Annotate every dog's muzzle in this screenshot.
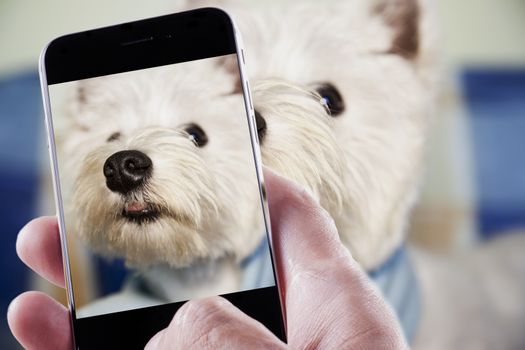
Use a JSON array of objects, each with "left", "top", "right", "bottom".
[{"left": 103, "top": 150, "right": 152, "bottom": 194}]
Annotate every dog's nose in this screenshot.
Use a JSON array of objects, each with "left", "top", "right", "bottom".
[{"left": 103, "top": 150, "right": 152, "bottom": 194}]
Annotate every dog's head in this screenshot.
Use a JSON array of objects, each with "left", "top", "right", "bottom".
[
  {"left": 58, "top": 58, "right": 264, "bottom": 268},
  {"left": 232, "top": 0, "right": 440, "bottom": 269}
]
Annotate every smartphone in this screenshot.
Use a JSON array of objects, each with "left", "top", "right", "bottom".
[{"left": 39, "top": 8, "right": 285, "bottom": 348}]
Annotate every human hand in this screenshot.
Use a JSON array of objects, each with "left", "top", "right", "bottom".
[{"left": 8, "top": 169, "right": 407, "bottom": 349}]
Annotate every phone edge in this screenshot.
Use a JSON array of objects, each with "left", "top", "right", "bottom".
[
  {"left": 38, "top": 42, "right": 79, "bottom": 349},
  {"left": 226, "top": 10, "right": 288, "bottom": 338}
]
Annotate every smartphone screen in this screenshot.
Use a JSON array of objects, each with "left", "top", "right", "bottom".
[{"left": 40, "top": 8, "right": 284, "bottom": 348}]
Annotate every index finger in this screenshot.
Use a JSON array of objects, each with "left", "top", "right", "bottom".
[{"left": 16, "top": 216, "right": 65, "bottom": 287}]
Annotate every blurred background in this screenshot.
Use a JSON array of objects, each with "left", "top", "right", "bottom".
[{"left": 0, "top": 0, "right": 524, "bottom": 348}]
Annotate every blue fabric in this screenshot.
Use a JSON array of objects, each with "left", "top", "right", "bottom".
[
  {"left": 0, "top": 70, "right": 43, "bottom": 349},
  {"left": 369, "top": 245, "right": 421, "bottom": 342},
  {"left": 462, "top": 68, "right": 525, "bottom": 239},
  {"left": 93, "top": 255, "right": 129, "bottom": 296},
  {"left": 240, "top": 237, "right": 275, "bottom": 291}
]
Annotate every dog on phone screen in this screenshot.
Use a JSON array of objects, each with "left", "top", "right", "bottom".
[{"left": 57, "top": 57, "right": 271, "bottom": 304}]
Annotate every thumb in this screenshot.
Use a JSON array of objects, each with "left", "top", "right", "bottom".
[
  {"left": 263, "top": 167, "right": 407, "bottom": 349},
  {"left": 264, "top": 167, "right": 356, "bottom": 287}
]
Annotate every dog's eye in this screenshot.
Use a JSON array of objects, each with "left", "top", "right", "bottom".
[
  {"left": 254, "top": 110, "right": 267, "bottom": 141},
  {"left": 184, "top": 123, "right": 208, "bottom": 147},
  {"left": 107, "top": 132, "right": 121, "bottom": 142},
  {"left": 316, "top": 83, "right": 345, "bottom": 117}
]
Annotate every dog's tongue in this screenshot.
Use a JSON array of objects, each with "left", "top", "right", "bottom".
[{"left": 125, "top": 201, "right": 147, "bottom": 213}]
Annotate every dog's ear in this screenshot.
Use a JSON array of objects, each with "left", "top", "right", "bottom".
[
  {"left": 375, "top": 0, "right": 420, "bottom": 60},
  {"left": 73, "top": 79, "right": 103, "bottom": 106},
  {"left": 76, "top": 82, "right": 88, "bottom": 105},
  {"left": 215, "top": 55, "right": 243, "bottom": 94},
  {"left": 61, "top": 81, "right": 94, "bottom": 131}
]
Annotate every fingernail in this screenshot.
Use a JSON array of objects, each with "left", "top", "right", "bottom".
[
  {"left": 6, "top": 298, "right": 14, "bottom": 319},
  {"left": 15, "top": 223, "right": 29, "bottom": 251},
  {"left": 17, "top": 225, "right": 26, "bottom": 238},
  {"left": 6, "top": 296, "right": 21, "bottom": 327},
  {"left": 144, "top": 330, "right": 163, "bottom": 350}
]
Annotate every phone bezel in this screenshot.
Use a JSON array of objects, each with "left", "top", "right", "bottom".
[{"left": 39, "top": 7, "right": 286, "bottom": 348}]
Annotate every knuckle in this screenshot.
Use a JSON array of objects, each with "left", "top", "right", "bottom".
[
  {"left": 174, "top": 297, "right": 229, "bottom": 328},
  {"left": 171, "top": 297, "right": 237, "bottom": 349}
]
